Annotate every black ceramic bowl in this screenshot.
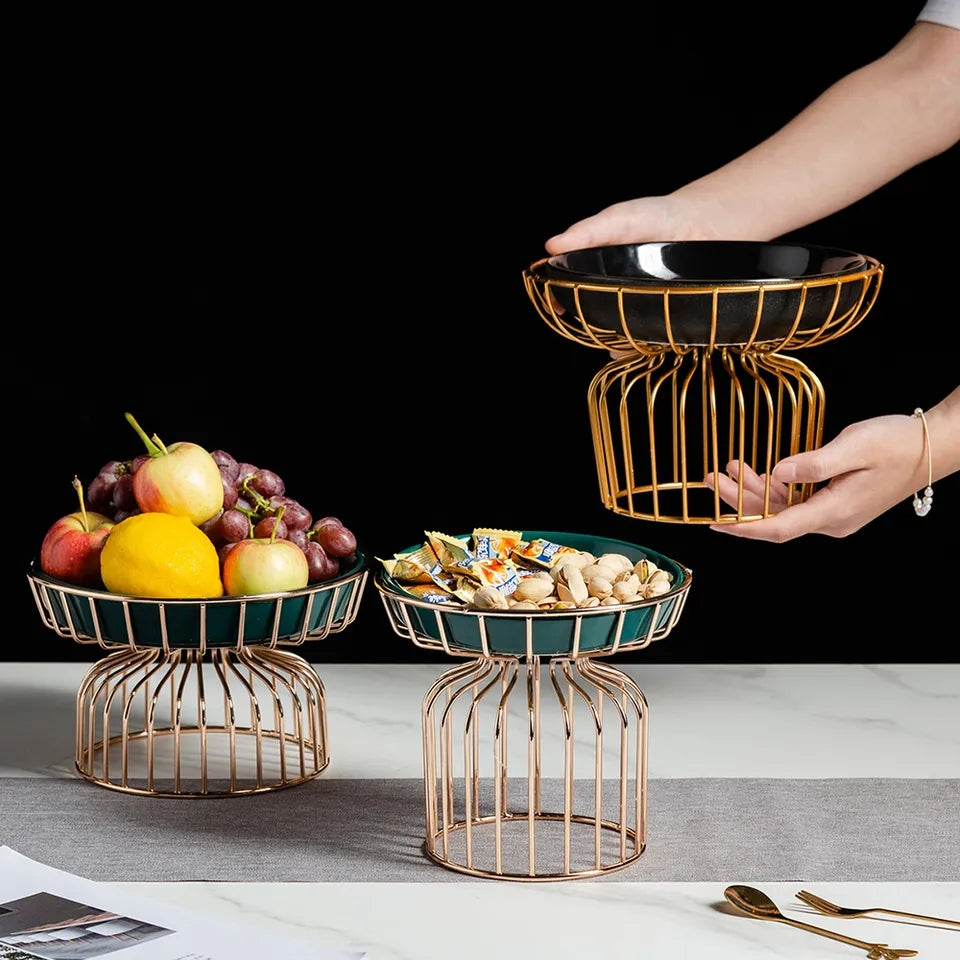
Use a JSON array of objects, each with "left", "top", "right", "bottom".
[{"left": 535, "top": 240, "right": 881, "bottom": 346}]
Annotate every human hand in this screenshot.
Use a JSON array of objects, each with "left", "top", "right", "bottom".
[
  {"left": 545, "top": 195, "right": 720, "bottom": 256},
  {"left": 703, "top": 413, "right": 929, "bottom": 541},
  {"left": 545, "top": 195, "right": 724, "bottom": 359}
]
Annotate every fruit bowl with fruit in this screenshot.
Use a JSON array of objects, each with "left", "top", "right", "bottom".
[
  {"left": 27, "top": 413, "right": 370, "bottom": 798},
  {"left": 28, "top": 412, "right": 368, "bottom": 651}
]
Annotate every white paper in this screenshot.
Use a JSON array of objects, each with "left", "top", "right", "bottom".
[{"left": 0, "top": 847, "right": 363, "bottom": 960}]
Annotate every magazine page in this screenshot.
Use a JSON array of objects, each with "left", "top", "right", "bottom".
[{"left": 0, "top": 847, "right": 363, "bottom": 960}]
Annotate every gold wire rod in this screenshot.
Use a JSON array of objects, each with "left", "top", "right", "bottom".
[
  {"left": 576, "top": 660, "right": 635, "bottom": 859},
  {"left": 422, "top": 660, "right": 490, "bottom": 855},
  {"left": 547, "top": 660, "right": 576, "bottom": 875},
  {"left": 255, "top": 646, "right": 326, "bottom": 771},
  {"left": 235, "top": 649, "right": 310, "bottom": 782},
  {"left": 114, "top": 654, "right": 172, "bottom": 788},
  {"left": 526, "top": 659, "right": 538, "bottom": 875},
  {"left": 143, "top": 656, "right": 179, "bottom": 792},
  {"left": 558, "top": 659, "right": 613, "bottom": 871},
  {"left": 493, "top": 662, "right": 520, "bottom": 874},
  {"left": 212, "top": 652, "right": 239, "bottom": 790},
  {"left": 80, "top": 651, "right": 154, "bottom": 781},
  {"left": 582, "top": 659, "right": 648, "bottom": 854}
]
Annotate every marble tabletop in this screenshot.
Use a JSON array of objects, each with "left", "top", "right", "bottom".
[{"left": 1, "top": 661, "right": 958, "bottom": 959}]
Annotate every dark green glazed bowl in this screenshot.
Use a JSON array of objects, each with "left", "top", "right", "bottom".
[
  {"left": 26, "top": 554, "right": 368, "bottom": 650},
  {"left": 375, "top": 531, "right": 692, "bottom": 657}
]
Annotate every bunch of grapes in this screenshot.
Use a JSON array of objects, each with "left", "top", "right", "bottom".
[{"left": 84, "top": 449, "right": 358, "bottom": 584}]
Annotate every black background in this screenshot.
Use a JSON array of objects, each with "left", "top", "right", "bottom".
[{"left": 10, "top": 4, "right": 957, "bottom": 664}]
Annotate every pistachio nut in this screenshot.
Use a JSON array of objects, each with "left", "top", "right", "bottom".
[
  {"left": 599, "top": 553, "right": 633, "bottom": 573},
  {"left": 612, "top": 579, "right": 640, "bottom": 603},
  {"left": 587, "top": 576, "right": 613, "bottom": 599},
  {"left": 509, "top": 599, "right": 541, "bottom": 611},
  {"left": 556, "top": 565, "right": 589, "bottom": 605},
  {"left": 513, "top": 577, "right": 555, "bottom": 603},
  {"left": 644, "top": 579, "right": 672, "bottom": 598},
  {"left": 580, "top": 562, "right": 617, "bottom": 584},
  {"left": 473, "top": 585, "right": 509, "bottom": 610},
  {"left": 633, "top": 558, "right": 659, "bottom": 581}
]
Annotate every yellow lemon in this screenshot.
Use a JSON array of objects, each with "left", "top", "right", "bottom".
[{"left": 100, "top": 512, "right": 224, "bottom": 598}]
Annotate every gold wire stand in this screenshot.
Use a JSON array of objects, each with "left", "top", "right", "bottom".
[
  {"left": 377, "top": 569, "right": 693, "bottom": 880},
  {"left": 27, "top": 565, "right": 368, "bottom": 798},
  {"left": 523, "top": 257, "right": 883, "bottom": 522},
  {"left": 422, "top": 654, "right": 647, "bottom": 881}
]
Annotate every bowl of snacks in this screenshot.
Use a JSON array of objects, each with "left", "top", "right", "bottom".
[{"left": 375, "top": 528, "right": 692, "bottom": 657}]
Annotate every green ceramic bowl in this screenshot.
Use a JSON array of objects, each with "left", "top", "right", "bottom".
[
  {"left": 26, "top": 554, "right": 368, "bottom": 650},
  {"left": 375, "top": 530, "right": 692, "bottom": 657}
]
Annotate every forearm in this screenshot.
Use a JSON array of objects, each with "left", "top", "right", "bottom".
[
  {"left": 671, "top": 21, "right": 960, "bottom": 241},
  {"left": 925, "top": 385, "right": 960, "bottom": 484}
]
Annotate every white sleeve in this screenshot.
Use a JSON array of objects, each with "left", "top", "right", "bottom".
[{"left": 917, "top": 0, "right": 960, "bottom": 29}]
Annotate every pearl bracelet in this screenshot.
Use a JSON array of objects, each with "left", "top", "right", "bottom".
[{"left": 912, "top": 408, "right": 933, "bottom": 517}]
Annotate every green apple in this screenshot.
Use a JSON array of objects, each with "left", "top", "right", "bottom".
[
  {"left": 125, "top": 412, "right": 224, "bottom": 525},
  {"left": 221, "top": 536, "right": 310, "bottom": 596}
]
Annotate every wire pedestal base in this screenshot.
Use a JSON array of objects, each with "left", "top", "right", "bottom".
[
  {"left": 423, "top": 655, "right": 648, "bottom": 881},
  {"left": 590, "top": 347, "right": 825, "bottom": 523},
  {"left": 76, "top": 645, "right": 329, "bottom": 797}
]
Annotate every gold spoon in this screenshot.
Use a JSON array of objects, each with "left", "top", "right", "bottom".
[{"left": 724, "top": 885, "right": 919, "bottom": 959}]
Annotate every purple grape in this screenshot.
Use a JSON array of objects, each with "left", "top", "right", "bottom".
[
  {"left": 219, "top": 509, "right": 252, "bottom": 543},
  {"left": 310, "top": 519, "right": 357, "bottom": 558},
  {"left": 86, "top": 474, "right": 114, "bottom": 513},
  {"left": 268, "top": 496, "right": 312, "bottom": 531},
  {"left": 200, "top": 511, "right": 224, "bottom": 546},
  {"left": 221, "top": 475, "right": 239, "bottom": 510},
  {"left": 304, "top": 541, "right": 337, "bottom": 582},
  {"left": 249, "top": 468, "right": 285, "bottom": 498},
  {"left": 254, "top": 516, "right": 288, "bottom": 540},
  {"left": 99, "top": 460, "right": 126, "bottom": 479},
  {"left": 211, "top": 449, "right": 239, "bottom": 482},
  {"left": 235, "top": 462, "right": 258, "bottom": 487},
  {"left": 287, "top": 528, "right": 308, "bottom": 550},
  {"left": 112, "top": 473, "right": 138, "bottom": 511}
]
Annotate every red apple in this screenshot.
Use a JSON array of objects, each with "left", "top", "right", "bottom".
[
  {"left": 40, "top": 477, "right": 115, "bottom": 587},
  {"left": 125, "top": 412, "right": 224, "bottom": 525},
  {"left": 221, "top": 538, "right": 309, "bottom": 596}
]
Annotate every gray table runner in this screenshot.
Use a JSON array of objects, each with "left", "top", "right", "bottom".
[{"left": 1, "top": 778, "right": 956, "bottom": 882}]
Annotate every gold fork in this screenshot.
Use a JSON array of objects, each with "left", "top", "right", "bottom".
[{"left": 797, "top": 890, "right": 960, "bottom": 928}]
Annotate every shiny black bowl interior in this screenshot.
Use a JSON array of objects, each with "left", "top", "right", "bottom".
[
  {"left": 546, "top": 241, "right": 867, "bottom": 284},
  {"left": 538, "top": 240, "right": 879, "bottom": 346}
]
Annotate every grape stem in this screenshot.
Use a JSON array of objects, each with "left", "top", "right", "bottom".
[
  {"left": 240, "top": 477, "right": 272, "bottom": 512},
  {"left": 124, "top": 412, "right": 163, "bottom": 457}
]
